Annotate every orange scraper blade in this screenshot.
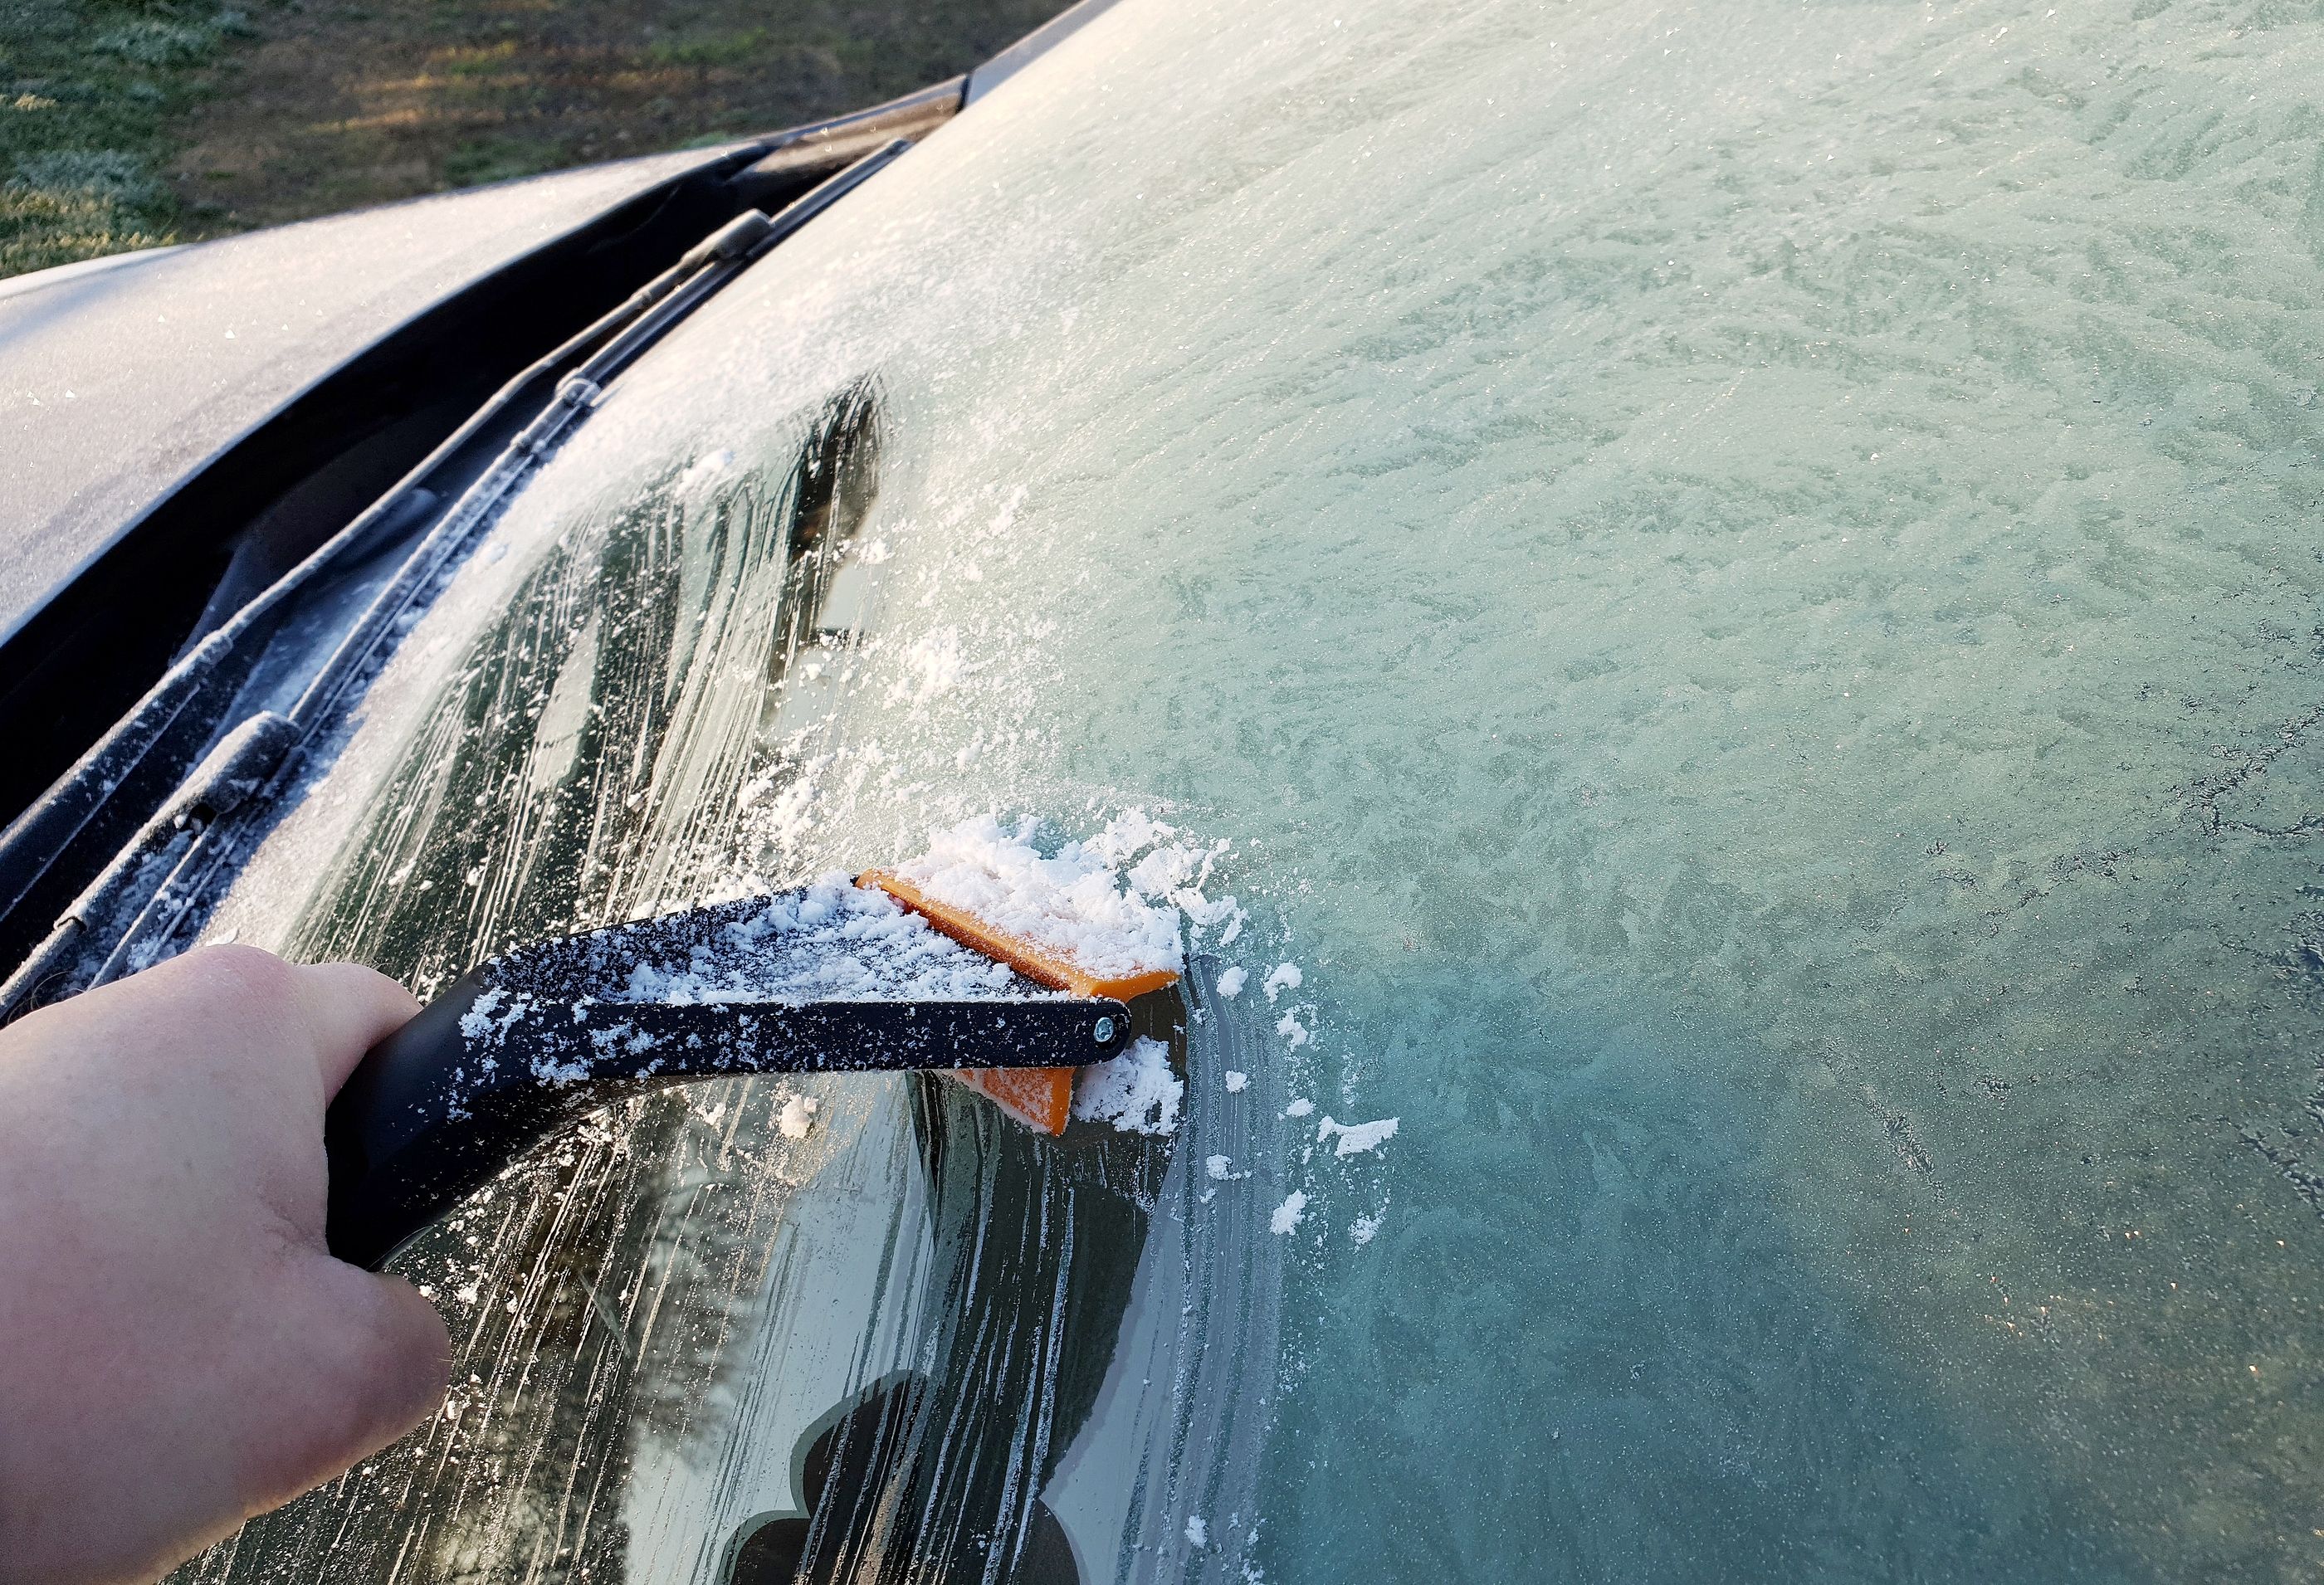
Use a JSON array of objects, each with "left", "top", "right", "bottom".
[
  {"left": 857, "top": 870, "right": 1182, "bottom": 1001},
  {"left": 857, "top": 869, "right": 1182, "bottom": 1136},
  {"left": 952, "top": 1067, "right": 1077, "bottom": 1135}
]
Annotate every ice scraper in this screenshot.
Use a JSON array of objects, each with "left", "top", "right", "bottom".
[{"left": 325, "top": 875, "right": 1178, "bottom": 1270}]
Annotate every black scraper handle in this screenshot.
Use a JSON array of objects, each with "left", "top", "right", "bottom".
[{"left": 325, "top": 972, "right": 1127, "bottom": 1270}]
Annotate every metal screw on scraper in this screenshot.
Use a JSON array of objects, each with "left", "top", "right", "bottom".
[{"left": 1093, "top": 1017, "right": 1118, "bottom": 1046}]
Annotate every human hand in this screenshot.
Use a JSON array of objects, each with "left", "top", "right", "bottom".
[{"left": 0, "top": 945, "right": 450, "bottom": 1583}]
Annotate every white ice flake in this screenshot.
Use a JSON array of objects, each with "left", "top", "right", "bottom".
[
  {"left": 1223, "top": 1069, "right": 1248, "bottom": 1091},
  {"left": 1276, "top": 1011, "right": 1311, "bottom": 1049},
  {"left": 1316, "top": 1115, "right": 1399, "bottom": 1157},
  {"left": 778, "top": 1095, "right": 820, "bottom": 1139},
  {"left": 900, "top": 626, "right": 965, "bottom": 705},
  {"left": 1263, "top": 962, "right": 1302, "bottom": 1002},
  {"left": 1071, "top": 1036, "right": 1183, "bottom": 1134},
  {"left": 760, "top": 778, "right": 816, "bottom": 852},
  {"left": 1284, "top": 1098, "right": 1314, "bottom": 1118},
  {"left": 530, "top": 1052, "right": 590, "bottom": 1085},
  {"left": 1084, "top": 807, "right": 1174, "bottom": 865},
  {"left": 457, "top": 987, "right": 502, "bottom": 1038},
  {"left": 1215, "top": 965, "right": 1247, "bottom": 998},
  {"left": 1350, "top": 1214, "right": 1383, "bottom": 1246},
  {"left": 1128, "top": 842, "right": 1198, "bottom": 899},
  {"left": 1270, "top": 1191, "right": 1308, "bottom": 1234},
  {"left": 458, "top": 987, "right": 535, "bottom": 1045},
  {"left": 672, "top": 447, "right": 733, "bottom": 498},
  {"left": 1174, "top": 888, "right": 1241, "bottom": 929}
]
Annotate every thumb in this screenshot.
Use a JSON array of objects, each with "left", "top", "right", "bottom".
[
  {"left": 289, "top": 960, "right": 425, "bottom": 1095},
  {"left": 237, "top": 1260, "right": 450, "bottom": 1519}
]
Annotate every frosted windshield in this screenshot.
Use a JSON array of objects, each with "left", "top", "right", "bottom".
[{"left": 185, "top": 0, "right": 2324, "bottom": 1579}]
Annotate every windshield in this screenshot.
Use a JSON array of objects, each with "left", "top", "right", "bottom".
[{"left": 183, "top": 0, "right": 2324, "bottom": 1579}]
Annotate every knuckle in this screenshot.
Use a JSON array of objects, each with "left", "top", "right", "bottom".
[
  {"left": 330, "top": 961, "right": 422, "bottom": 1016},
  {"left": 184, "top": 941, "right": 297, "bottom": 1001}
]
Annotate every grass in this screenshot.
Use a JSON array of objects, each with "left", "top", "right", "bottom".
[
  {"left": 0, "top": 0, "right": 1073, "bottom": 280},
  {"left": 0, "top": 0, "right": 252, "bottom": 276}
]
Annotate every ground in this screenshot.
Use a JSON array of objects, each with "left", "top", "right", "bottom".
[{"left": 0, "top": 0, "right": 1069, "bottom": 279}]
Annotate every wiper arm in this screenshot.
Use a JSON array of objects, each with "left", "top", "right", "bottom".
[{"left": 0, "top": 140, "right": 917, "bottom": 1021}]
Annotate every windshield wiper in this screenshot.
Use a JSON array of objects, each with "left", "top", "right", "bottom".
[{"left": 0, "top": 140, "right": 915, "bottom": 1020}]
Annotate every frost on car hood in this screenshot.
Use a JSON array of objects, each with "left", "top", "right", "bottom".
[{"left": 188, "top": 0, "right": 2324, "bottom": 1580}]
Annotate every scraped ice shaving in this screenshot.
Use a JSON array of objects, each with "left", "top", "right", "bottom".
[
  {"left": 759, "top": 779, "right": 814, "bottom": 851},
  {"left": 606, "top": 876, "right": 1019, "bottom": 1005},
  {"left": 459, "top": 987, "right": 535, "bottom": 1043},
  {"left": 900, "top": 626, "right": 965, "bottom": 705},
  {"left": 1270, "top": 1191, "right": 1308, "bottom": 1235},
  {"left": 1085, "top": 808, "right": 1174, "bottom": 865},
  {"left": 1185, "top": 1517, "right": 1208, "bottom": 1548},
  {"left": 1285, "top": 1098, "right": 1314, "bottom": 1118},
  {"left": 1223, "top": 1070, "right": 1248, "bottom": 1092},
  {"left": 1175, "top": 889, "right": 1242, "bottom": 929},
  {"left": 1263, "top": 963, "right": 1301, "bottom": 1002},
  {"left": 778, "top": 1095, "right": 820, "bottom": 1139},
  {"left": 1206, "top": 1154, "right": 1233, "bottom": 1180},
  {"left": 1350, "top": 1214, "right": 1382, "bottom": 1246},
  {"left": 673, "top": 447, "right": 733, "bottom": 496},
  {"left": 1127, "top": 843, "right": 1197, "bottom": 898},
  {"left": 893, "top": 813, "right": 1184, "bottom": 981},
  {"left": 1214, "top": 966, "right": 1247, "bottom": 998},
  {"left": 1071, "top": 1036, "right": 1182, "bottom": 1134},
  {"left": 532, "top": 1053, "right": 590, "bottom": 1086},
  {"left": 1276, "top": 1012, "right": 1311, "bottom": 1049},
  {"left": 1317, "top": 1115, "right": 1399, "bottom": 1157}
]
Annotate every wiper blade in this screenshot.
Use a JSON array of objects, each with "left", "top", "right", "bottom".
[{"left": 0, "top": 139, "right": 917, "bottom": 1020}]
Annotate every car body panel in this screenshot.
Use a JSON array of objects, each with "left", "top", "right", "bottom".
[{"left": 0, "top": 145, "right": 746, "bottom": 649}]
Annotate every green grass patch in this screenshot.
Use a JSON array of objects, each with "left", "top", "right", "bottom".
[
  {"left": 442, "top": 133, "right": 564, "bottom": 188},
  {"left": 0, "top": 0, "right": 254, "bottom": 277},
  {"left": 643, "top": 27, "right": 772, "bottom": 69},
  {"left": 439, "top": 37, "right": 520, "bottom": 78}
]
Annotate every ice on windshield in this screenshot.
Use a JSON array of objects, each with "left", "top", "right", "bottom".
[
  {"left": 598, "top": 879, "right": 1023, "bottom": 1006},
  {"left": 185, "top": 0, "right": 2324, "bottom": 1579},
  {"left": 887, "top": 812, "right": 1188, "bottom": 983},
  {"left": 187, "top": 350, "right": 1268, "bottom": 1578}
]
